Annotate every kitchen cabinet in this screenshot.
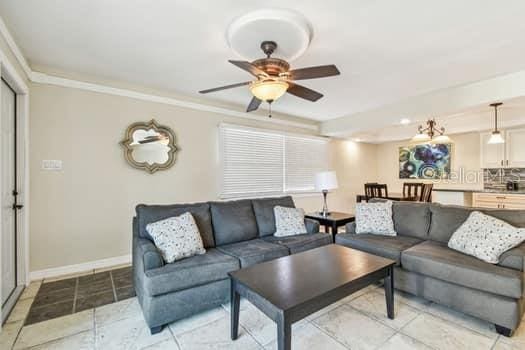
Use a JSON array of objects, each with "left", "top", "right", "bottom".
[
  {"left": 480, "top": 128, "right": 525, "bottom": 168},
  {"left": 473, "top": 192, "right": 525, "bottom": 210}
]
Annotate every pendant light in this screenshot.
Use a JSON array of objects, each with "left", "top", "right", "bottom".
[{"left": 488, "top": 102, "right": 505, "bottom": 144}]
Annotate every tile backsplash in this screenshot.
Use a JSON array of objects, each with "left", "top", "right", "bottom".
[{"left": 483, "top": 168, "right": 525, "bottom": 191}]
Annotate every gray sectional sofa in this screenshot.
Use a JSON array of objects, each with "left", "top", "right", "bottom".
[
  {"left": 132, "top": 196, "right": 330, "bottom": 333},
  {"left": 336, "top": 201, "right": 525, "bottom": 336}
]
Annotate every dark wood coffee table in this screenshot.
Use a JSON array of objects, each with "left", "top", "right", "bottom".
[{"left": 229, "top": 245, "right": 396, "bottom": 350}]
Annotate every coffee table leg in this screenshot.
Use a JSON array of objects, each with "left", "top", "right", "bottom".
[
  {"left": 277, "top": 314, "right": 291, "bottom": 350},
  {"left": 384, "top": 266, "right": 394, "bottom": 319},
  {"left": 230, "top": 279, "right": 240, "bottom": 340}
]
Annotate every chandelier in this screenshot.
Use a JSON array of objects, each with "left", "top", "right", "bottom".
[{"left": 411, "top": 119, "right": 451, "bottom": 144}]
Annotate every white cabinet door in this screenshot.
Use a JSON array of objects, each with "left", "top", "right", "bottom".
[
  {"left": 506, "top": 128, "right": 525, "bottom": 167},
  {"left": 480, "top": 132, "right": 505, "bottom": 168}
]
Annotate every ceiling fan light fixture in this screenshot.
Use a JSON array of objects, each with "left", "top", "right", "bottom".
[{"left": 249, "top": 80, "right": 289, "bottom": 102}]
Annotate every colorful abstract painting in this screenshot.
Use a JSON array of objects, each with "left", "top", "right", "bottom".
[{"left": 399, "top": 144, "right": 452, "bottom": 179}]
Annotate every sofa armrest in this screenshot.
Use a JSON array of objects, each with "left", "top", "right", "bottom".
[
  {"left": 135, "top": 237, "right": 164, "bottom": 271},
  {"left": 305, "top": 218, "right": 320, "bottom": 233},
  {"left": 345, "top": 222, "right": 356, "bottom": 234},
  {"left": 499, "top": 242, "right": 525, "bottom": 271}
]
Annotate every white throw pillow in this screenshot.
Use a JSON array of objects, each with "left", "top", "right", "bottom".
[
  {"left": 448, "top": 211, "right": 525, "bottom": 264},
  {"left": 355, "top": 201, "right": 396, "bottom": 236},
  {"left": 146, "top": 212, "right": 206, "bottom": 263},
  {"left": 274, "top": 206, "right": 307, "bottom": 237}
]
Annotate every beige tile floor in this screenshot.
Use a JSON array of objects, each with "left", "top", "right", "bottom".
[{"left": 2, "top": 281, "right": 525, "bottom": 350}]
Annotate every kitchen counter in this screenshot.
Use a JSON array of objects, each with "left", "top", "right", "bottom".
[
  {"left": 433, "top": 188, "right": 525, "bottom": 194},
  {"left": 432, "top": 188, "right": 480, "bottom": 193}
]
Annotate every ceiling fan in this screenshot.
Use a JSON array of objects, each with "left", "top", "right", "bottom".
[{"left": 199, "top": 41, "right": 340, "bottom": 116}]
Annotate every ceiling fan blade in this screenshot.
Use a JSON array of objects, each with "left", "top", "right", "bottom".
[
  {"left": 199, "top": 81, "right": 250, "bottom": 94},
  {"left": 286, "top": 83, "right": 323, "bottom": 102},
  {"left": 246, "top": 96, "right": 262, "bottom": 112},
  {"left": 229, "top": 60, "right": 268, "bottom": 77},
  {"left": 288, "top": 65, "right": 340, "bottom": 80}
]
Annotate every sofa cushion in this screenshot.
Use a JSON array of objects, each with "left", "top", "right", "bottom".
[
  {"left": 262, "top": 233, "right": 332, "bottom": 254},
  {"left": 142, "top": 248, "right": 239, "bottom": 296},
  {"left": 252, "top": 196, "right": 295, "bottom": 236},
  {"left": 428, "top": 204, "right": 525, "bottom": 243},
  {"left": 392, "top": 202, "right": 431, "bottom": 239},
  {"left": 274, "top": 206, "right": 307, "bottom": 237},
  {"left": 401, "top": 240, "right": 523, "bottom": 299},
  {"left": 146, "top": 212, "right": 206, "bottom": 263},
  {"left": 335, "top": 233, "right": 422, "bottom": 265},
  {"left": 136, "top": 203, "right": 214, "bottom": 248},
  {"left": 217, "top": 239, "right": 289, "bottom": 267},
  {"left": 448, "top": 211, "right": 525, "bottom": 264},
  {"left": 355, "top": 201, "right": 396, "bottom": 236},
  {"left": 210, "top": 200, "right": 259, "bottom": 246}
]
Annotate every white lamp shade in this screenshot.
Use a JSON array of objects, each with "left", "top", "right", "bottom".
[
  {"left": 488, "top": 131, "right": 505, "bottom": 144},
  {"left": 315, "top": 171, "right": 338, "bottom": 191}
]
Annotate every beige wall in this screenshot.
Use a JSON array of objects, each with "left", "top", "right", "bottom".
[
  {"left": 376, "top": 132, "right": 483, "bottom": 191},
  {"left": 29, "top": 83, "right": 377, "bottom": 271}
]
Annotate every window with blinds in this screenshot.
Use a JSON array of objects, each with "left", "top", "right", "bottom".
[{"left": 220, "top": 124, "right": 329, "bottom": 198}]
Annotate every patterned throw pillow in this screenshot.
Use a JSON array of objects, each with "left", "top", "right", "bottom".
[
  {"left": 274, "top": 206, "right": 307, "bottom": 237},
  {"left": 448, "top": 211, "right": 525, "bottom": 264},
  {"left": 146, "top": 212, "right": 206, "bottom": 263},
  {"left": 355, "top": 201, "right": 396, "bottom": 236}
]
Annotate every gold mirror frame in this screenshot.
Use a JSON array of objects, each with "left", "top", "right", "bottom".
[{"left": 120, "top": 119, "right": 178, "bottom": 173}]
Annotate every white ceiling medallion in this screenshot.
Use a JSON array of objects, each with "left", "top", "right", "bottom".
[{"left": 226, "top": 8, "right": 313, "bottom": 62}]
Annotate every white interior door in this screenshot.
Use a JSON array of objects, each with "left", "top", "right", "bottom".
[{"left": 1, "top": 79, "right": 17, "bottom": 307}]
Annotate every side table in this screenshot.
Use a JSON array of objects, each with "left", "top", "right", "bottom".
[{"left": 305, "top": 212, "right": 355, "bottom": 243}]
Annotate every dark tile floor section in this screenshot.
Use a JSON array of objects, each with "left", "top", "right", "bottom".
[{"left": 25, "top": 266, "right": 134, "bottom": 325}]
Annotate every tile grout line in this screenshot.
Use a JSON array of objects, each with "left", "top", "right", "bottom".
[
  {"left": 309, "top": 318, "right": 352, "bottom": 350},
  {"left": 71, "top": 277, "right": 79, "bottom": 314},
  {"left": 109, "top": 271, "right": 118, "bottom": 302}
]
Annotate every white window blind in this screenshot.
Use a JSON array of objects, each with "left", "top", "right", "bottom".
[
  {"left": 220, "top": 124, "right": 329, "bottom": 198},
  {"left": 285, "top": 136, "right": 329, "bottom": 192},
  {"left": 220, "top": 125, "right": 284, "bottom": 198}
]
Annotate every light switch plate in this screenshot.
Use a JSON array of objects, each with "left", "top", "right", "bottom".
[{"left": 42, "top": 160, "right": 62, "bottom": 170}]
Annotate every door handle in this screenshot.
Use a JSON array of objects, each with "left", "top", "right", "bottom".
[{"left": 12, "top": 204, "right": 23, "bottom": 210}]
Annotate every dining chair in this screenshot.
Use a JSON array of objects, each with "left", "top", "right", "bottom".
[
  {"left": 364, "top": 183, "right": 388, "bottom": 201},
  {"left": 403, "top": 182, "right": 424, "bottom": 200},
  {"left": 420, "top": 183, "right": 433, "bottom": 202}
]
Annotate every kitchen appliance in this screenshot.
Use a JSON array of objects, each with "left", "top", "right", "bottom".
[{"left": 506, "top": 181, "right": 519, "bottom": 191}]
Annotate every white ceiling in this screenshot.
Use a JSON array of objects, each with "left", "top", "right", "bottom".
[
  {"left": 352, "top": 98, "right": 525, "bottom": 143},
  {"left": 3, "top": 0, "right": 525, "bottom": 122}
]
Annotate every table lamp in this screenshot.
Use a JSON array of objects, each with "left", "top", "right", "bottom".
[{"left": 315, "top": 171, "right": 338, "bottom": 217}]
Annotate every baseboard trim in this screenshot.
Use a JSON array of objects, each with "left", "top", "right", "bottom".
[{"left": 29, "top": 254, "right": 131, "bottom": 281}]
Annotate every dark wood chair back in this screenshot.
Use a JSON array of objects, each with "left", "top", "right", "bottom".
[
  {"left": 403, "top": 183, "right": 424, "bottom": 200},
  {"left": 420, "top": 183, "right": 433, "bottom": 202},
  {"left": 364, "top": 183, "right": 388, "bottom": 200}
]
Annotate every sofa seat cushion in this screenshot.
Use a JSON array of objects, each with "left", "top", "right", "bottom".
[
  {"left": 143, "top": 248, "right": 239, "bottom": 296},
  {"left": 401, "top": 240, "right": 523, "bottom": 299},
  {"left": 217, "top": 239, "right": 289, "bottom": 267},
  {"left": 262, "top": 233, "right": 332, "bottom": 254},
  {"left": 335, "top": 233, "right": 422, "bottom": 265}
]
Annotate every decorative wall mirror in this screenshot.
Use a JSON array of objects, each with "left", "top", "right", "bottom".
[{"left": 120, "top": 119, "right": 178, "bottom": 173}]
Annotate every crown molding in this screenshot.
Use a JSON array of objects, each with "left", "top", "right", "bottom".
[
  {"left": 0, "top": 15, "right": 318, "bottom": 131},
  {"left": 0, "top": 15, "right": 32, "bottom": 80},
  {"left": 31, "top": 72, "right": 318, "bottom": 130}
]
